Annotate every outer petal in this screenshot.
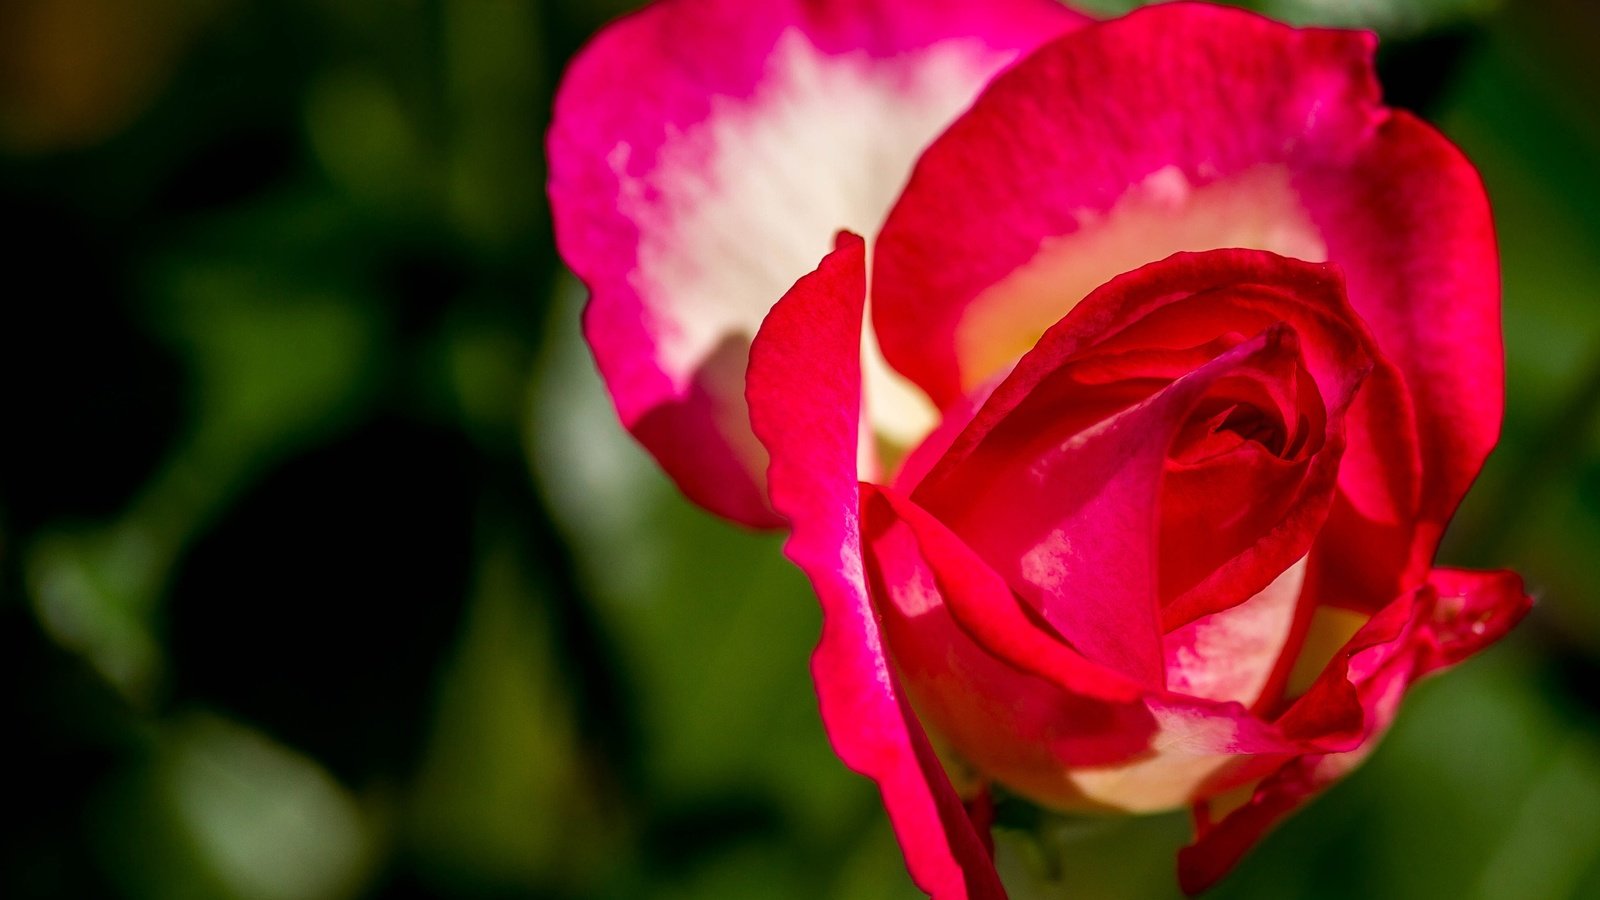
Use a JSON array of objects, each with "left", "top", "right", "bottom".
[
  {"left": 1178, "top": 569, "right": 1531, "bottom": 894},
  {"left": 1296, "top": 110, "right": 1502, "bottom": 530},
  {"left": 874, "top": 1, "right": 1497, "bottom": 536},
  {"left": 550, "top": 0, "right": 1084, "bottom": 525},
  {"left": 746, "top": 234, "right": 1003, "bottom": 899},
  {"left": 875, "top": 2, "right": 1377, "bottom": 406}
]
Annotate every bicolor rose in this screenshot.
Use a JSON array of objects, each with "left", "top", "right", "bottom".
[{"left": 548, "top": 1, "right": 1531, "bottom": 897}]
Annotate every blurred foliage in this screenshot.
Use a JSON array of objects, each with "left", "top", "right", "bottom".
[
  {"left": 1090, "top": 0, "right": 1501, "bottom": 32},
  {"left": 2, "top": 0, "right": 1598, "bottom": 898}
]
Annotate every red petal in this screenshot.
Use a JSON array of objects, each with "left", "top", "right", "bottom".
[
  {"left": 875, "top": 2, "right": 1380, "bottom": 406},
  {"left": 746, "top": 234, "right": 1004, "bottom": 899},
  {"left": 1178, "top": 569, "right": 1530, "bottom": 893},
  {"left": 1297, "top": 110, "right": 1502, "bottom": 532}
]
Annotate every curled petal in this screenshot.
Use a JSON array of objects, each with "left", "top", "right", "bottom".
[
  {"left": 746, "top": 234, "right": 1004, "bottom": 899},
  {"left": 1179, "top": 568, "right": 1531, "bottom": 894},
  {"left": 1296, "top": 110, "right": 1502, "bottom": 531}
]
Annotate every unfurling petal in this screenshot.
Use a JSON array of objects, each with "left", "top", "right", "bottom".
[
  {"left": 747, "top": 234, "right": 1004, "bottom": 899},
  {"left": 1179, "top": 569, "right": 1530, "bottom": 894}
]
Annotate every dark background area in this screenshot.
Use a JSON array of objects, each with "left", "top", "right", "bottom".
[{"left": 3, "top": 0, "right": 1599, "bottom": 897}]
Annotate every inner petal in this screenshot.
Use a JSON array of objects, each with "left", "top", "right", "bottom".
[
  {"left": 1172, "top": 402, "right": 1283, "bottom": 462},
  {"left": 1159, "top": 343, "right": 1328, "bottom": 621},
  {"left": 1165, "top": 557, "right": 1307, "bottom": 706},
  {"left": 951, "top": 165, "right": 1327, "bottom": 391}
]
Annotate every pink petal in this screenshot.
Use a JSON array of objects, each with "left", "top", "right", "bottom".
[
  {"left": 1165, "top": 559, "right": 1307, "bottom": 708},
  {"left": 1296, "top": 110, "right": 1502, "bottom": 532},
  {"left": 1178, "top": 568, "right": 1531, "bottom": 894},
  {"left": 550, "top": 0, "right": 1084, "bottom": 525},
  {"left": 874, "top": 2, "right": 1380, "bottom": 407},
  {"left": 746, "top": 233, "right": 1004, "bottom": 899}
]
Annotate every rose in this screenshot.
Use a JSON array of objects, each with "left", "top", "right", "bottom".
[{"left": 548, "top": 1, "right": 1530, "bottom": 897}]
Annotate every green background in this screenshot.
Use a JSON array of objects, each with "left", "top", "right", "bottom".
[{"left": 3, "top": 0, "right": 1598, "bottom": 897}]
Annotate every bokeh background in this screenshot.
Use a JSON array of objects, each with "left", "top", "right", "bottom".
[{"left": 4, "top": 0, "right": 1599, "bottom": 897}]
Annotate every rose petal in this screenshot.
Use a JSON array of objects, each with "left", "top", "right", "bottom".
[
  {"left": 874, "top": 2, "right": 1379, "bottom": 405},
  {"left": 1297, "top": 110, "right": 1502, "bottom": 533},
  {"left": 1165, "top": 558, "right": 1308, "bottom": 707},
  {"left": 1178, "top": 568, "right": 1531, "bottom": 894},
  {"left": 746, "top": 233, "right": 1004, "bottom": 899},
  {"left": 550, "top": 0, "right": 1083, "bottom": 525}
]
